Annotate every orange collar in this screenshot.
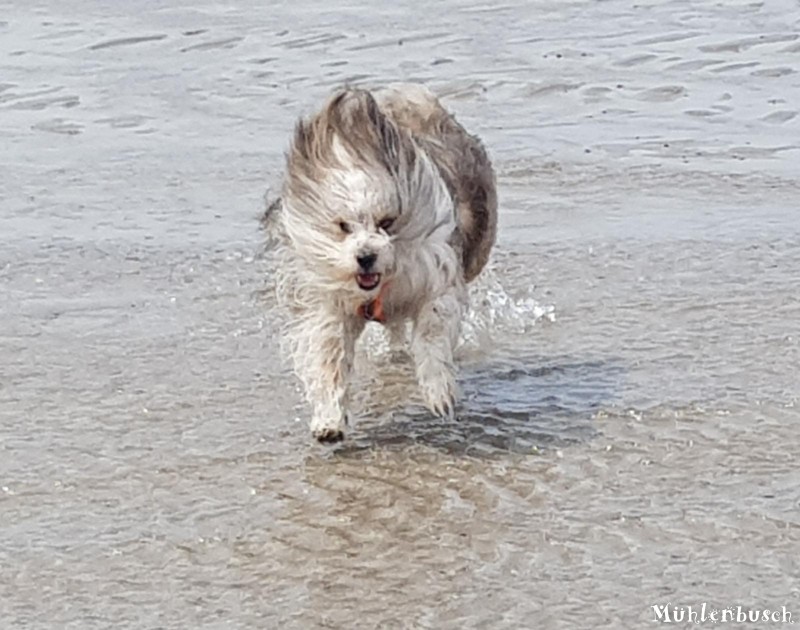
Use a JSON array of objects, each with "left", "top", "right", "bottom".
[{"left": 356, "top": 281, "right": 390, "bottom": 323}]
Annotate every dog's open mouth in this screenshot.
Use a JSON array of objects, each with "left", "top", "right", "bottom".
[{"left": 356, "top": 273, "right": 381, "bottom": 291}]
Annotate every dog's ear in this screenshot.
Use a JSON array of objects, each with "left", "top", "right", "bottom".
[
  {"left": 291, "top": 115, "right": 330, "bottom": 168},
  {"left": 327, "top": 89, "right": 411, "bottom": 175}
]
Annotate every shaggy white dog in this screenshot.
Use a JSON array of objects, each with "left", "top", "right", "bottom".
[{"left": 264, "top": 84, "right": 497, "bottom": 442}]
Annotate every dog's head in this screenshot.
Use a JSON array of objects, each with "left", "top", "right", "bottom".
[{"left": 281, "top": 88, "right": 447, "bottom": 303}]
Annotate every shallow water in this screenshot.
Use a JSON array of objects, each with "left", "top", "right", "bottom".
[{"left": 2, "top": 1, "right": 799, "bottom": 628}]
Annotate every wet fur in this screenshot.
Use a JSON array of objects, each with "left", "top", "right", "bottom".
[{"left": 265, "top": 84, "right": 497, "bottom": 442}]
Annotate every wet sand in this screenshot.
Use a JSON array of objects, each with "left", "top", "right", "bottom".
[{"left": 2, "top": 1, "right": 799, "bottom": 628}]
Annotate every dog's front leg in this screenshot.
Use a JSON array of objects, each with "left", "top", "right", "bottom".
[
  {"left": 304, "top": 314, "right": 363, "bottom": 443},
  {"left": 411, "top": 288, "right": 464, "bottom": 418},
  {"left": 387, "top": 319, "right": 409, "bottom": 361}
]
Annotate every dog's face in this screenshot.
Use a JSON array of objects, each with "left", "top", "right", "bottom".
[
  {"left": 282, "top": 149, "right": 404, "bottom": 299},
  {"left": 281, "top": 90, "right": 415, "bottom": 301},
  {"left": 318, "top": 160, "right": 403, "bottom": 297},
  {"left": 334, "top": 196, "right": 398, "bottom": 296}
]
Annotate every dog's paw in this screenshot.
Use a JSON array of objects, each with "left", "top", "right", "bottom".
[
  {"left": 420, "top": 374, "right": 457, "bottom": 420},
  {"left": 313, "top": 426, "right": 345, "bottom": 443},
  {"left": 388, "top": 348, "right": 411, "bottom": 364},
  {"left": 310, "top": 413, "right": 348, "bottom": 444}
]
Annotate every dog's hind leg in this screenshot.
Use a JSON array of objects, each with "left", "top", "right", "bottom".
[
  {"left": 411, "top": 287, "right": 465, "bottom": 418},
  {"left": 299, "top": 313, "right": 364, "bottom": 443}
]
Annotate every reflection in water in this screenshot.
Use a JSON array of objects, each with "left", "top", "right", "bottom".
[{"left": 340, "top": 356, "right": 615, "bottom": 456}]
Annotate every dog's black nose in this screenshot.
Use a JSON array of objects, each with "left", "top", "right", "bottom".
[{"left": 357, "top": 253, "right": 377, "bottom": 271}]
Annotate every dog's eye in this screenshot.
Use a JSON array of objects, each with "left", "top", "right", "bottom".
[
  {"left": 378, "top": 218, "right": 395, "bottom": 232},
  {"left": 338, "top": 221, "right": 352, "bottom": 234}
]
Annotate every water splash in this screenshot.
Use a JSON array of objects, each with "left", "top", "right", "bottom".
[
  {"left": 462, "top": 262, "right": 555, "bottom": 347},
  {"left": 359, "top": 256, "right": 556, "bottom": 356}
]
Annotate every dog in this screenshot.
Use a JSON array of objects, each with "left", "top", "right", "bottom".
[{"left": 264, "top": 84, "right": 497, "bottom": 442}]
